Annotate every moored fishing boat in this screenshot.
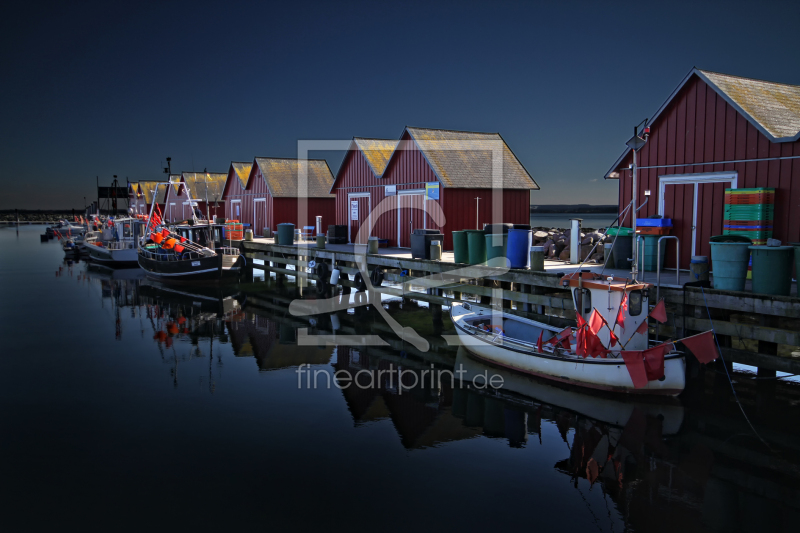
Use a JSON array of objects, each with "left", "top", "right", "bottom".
[
  {"left": 453, "top": 122, "right": 720, "bottom": 395},
  {"left": 85, "top": 217, "right": 142, "bottom": 267},
  {"left": 137, "top": 181, "right": 245, "bottom": 284}
]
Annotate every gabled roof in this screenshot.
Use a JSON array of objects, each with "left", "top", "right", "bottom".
[
  {"left": 230, "top": 161, "right": 253, "bottom": 189},
  {"left": 180, "top": 172, "right": 227, "bottom": 203},
  {"left": 404, "top": 127, "right": 539, "bottom": 190},
  {"left": 129, "top": 183, "right": 139, "bottom": 196},
  {"left": 254, "top": 158, "right": 335, "bottom": 198},
  {"left": 138, "top": 181, "right": 166, "bottom": 205},
  {"left": 605, "top": 68, "right": 800, "bottom": 179},
  {"left": 353, "top": 138, "right": 399, "bottom": 177}
]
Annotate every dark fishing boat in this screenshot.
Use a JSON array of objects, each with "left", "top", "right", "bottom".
[{"left": 137, "top": 181, "right": 245, "bottom": 284}]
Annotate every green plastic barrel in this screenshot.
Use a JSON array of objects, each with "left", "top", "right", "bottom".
[
  {"left": 485, "top": 233, "right": 509, "bottom": 267},
  {"left": 748, "top": 245, "right": 795, "bottom": 296},
  {"left": 710, "top": 242, "right": 751, "bottom": 291},
  {"left": 277, "top": 223, "right": 295, "bottom": 245},
  {"left": 452, "top": 231, "right": 468, "bottom": 264},
  {"left": 639, "top": 235, "right": 666, "bottom": 272},
  {"left": 466, "top": 230, "right": 486, "bottom": 264}
]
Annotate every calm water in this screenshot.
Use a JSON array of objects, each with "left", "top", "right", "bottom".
[{"left": 2, "top": 226, "right": 800, "bottom": 531}]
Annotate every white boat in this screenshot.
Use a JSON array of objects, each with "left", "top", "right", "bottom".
[
  {"left": 85, "top": 217, "right": 142, "bottom": 268},
  {"left": 454, "top": 348, "right": 684, "bottom": 434},
  {"left": 451, "top": 272, "right": 687, "bottom": 395},
  {"left": 47, "top": 219, "right": 86, "bottom": 237}
]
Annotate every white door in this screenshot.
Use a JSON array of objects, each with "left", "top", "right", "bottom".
[{"left": 658, "top": 171, "right": 737, "bottom": 269}]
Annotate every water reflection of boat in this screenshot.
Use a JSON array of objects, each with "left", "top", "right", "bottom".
[
  {"left": 455, "top": 347, "right": 684, "bottom": 434},
  {"left": 87, "top": 264, "right": 145, "bottom": 281}
]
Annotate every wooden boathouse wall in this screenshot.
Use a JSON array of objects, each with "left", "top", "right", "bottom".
[
  {"left": 333, "top": 131, "right": 533, "bottom": 250},
  {"left": 240, "top": 240, "right": 800, "bottom": 375},
  {"left": 610, "top": 73, "right": 800, "bottom": 270}
]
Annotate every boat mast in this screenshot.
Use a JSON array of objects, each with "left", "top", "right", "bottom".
[{"left": 626, "top": 120, "right": 649, "bottom": 283}]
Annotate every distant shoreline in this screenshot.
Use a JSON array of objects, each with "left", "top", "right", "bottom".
[{"left": 530, "top": 204, "right": 617, "bottom": 214}]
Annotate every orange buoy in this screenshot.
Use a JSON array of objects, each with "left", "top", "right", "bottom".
[
  {"left": 163, "top": 238, "right": 176, "bottom": 250},
  {"left": 152, "top": 233, "right": 163, "bottom": 244}
]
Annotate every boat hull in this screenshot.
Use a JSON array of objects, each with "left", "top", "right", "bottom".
[
  {"left": 86, "top": 244, "right": 139, "bottom": 268},
  {"left": 451, "top": 304, "right": 685, "bottom": 395},
  {"left": 137, "top": 252, "right": 242, "bottom": 284}
]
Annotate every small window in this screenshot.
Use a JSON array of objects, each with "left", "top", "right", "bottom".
[
  {"left": 573, "top": 288, "right": 591, "bottom": 315},
  {"left": 628, "top": 290, "right": 643, "bottom": 316}
]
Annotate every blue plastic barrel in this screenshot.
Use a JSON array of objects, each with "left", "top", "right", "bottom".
[
  {"left": 507, "top": 228, "right": 532, "bottom": 268},
  {"left": 710, "top": 242, "right": 750, "bottom": 291}
]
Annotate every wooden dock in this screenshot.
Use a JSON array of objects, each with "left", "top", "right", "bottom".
[{"left": 241, "top": 239, "right": 800, "bottom": 374}]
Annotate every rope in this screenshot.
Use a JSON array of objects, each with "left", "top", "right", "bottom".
[{"left": 699, "top": 286, "right": 774, "bottom": 452}]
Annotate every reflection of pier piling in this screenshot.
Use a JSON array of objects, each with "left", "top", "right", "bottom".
[{"left": 242, "top": 241, "right": 800, "bottom": 375}]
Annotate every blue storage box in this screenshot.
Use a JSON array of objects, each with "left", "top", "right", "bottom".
[{"left": 636, "top": 218, "right": 672, "bottom": 227}]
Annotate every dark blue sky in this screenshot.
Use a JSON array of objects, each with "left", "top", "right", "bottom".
[{"left": 2, "top": 0, "right": 799, "bottom": 209}]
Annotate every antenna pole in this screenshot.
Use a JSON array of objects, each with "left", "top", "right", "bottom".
[
  {"left": 631, "top": 127, "right": 638, "bottom": 282},
  {"left": 475, "top": 197, "right": 481, "bottom": 229}
]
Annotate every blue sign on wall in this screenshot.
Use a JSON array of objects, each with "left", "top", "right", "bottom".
[{"left": 425, "top": 182, "right": 439, "bottom": 200}]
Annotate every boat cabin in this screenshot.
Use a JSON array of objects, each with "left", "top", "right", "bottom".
[{"left": 562, "top": 272, "right": 651, "bottom": 351}]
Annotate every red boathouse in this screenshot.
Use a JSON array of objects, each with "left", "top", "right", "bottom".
[
  {"left": 221, "top": 161, "right": 254, "bottom": 226},
  {"left": 163, "top": 172, "right": 227, "bottom": 222},
  {"left": 234, "top": 157, "right": 336, "bottom": 237},
  {"left": 605, "top": 68, "right": 800, "bottom": 269},
  {"left": 331, "top": 128, "right": 539, "bottom": 248}
]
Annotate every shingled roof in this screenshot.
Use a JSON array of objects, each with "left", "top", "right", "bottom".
[
  {"left": 353, "top": 138, "right": 399, "bottom": 177},
  {"left": 605, "top": 68, "right": 800, "bottom": 179},
  {"left": 138, "top": 181, "right": 166, "bottom": 205},
  {"left": 405, "top": 127, "right": 539, "bottom": 190},
  {"left": 255, "top": 158, "right": 335, "bottom": 198},
  {"left": 230, "top": 161, "right": 253, "bottom": 189},
  {"left": 180, "top": 172, "right": 227, "bottom": 203},
  {"left": 701, "top": 70, "right": 800, "bottom": 140}
]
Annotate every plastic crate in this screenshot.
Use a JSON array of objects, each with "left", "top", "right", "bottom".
[
  {"left": 724, "top": 224, "right": 773, "bottom": 230},
  {"left": 722, "top": 219, "right": 772, "bottom": 226},
  {"left": 724, "top": 194, "right": 775, "bottom": 205},
  {"left": 635, "top": 226, "right": 671, "bottom": 235},
  {"left": 725, "top": 187, "right": 775, "bottom": 194},
  {"left": 723, "top": 229, "right": 773, "bottom": 239},
  {"left": 636, "top": 218, "right": 672, "bottom": 227}
]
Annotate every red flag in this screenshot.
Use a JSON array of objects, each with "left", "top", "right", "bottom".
[
  {"left": 536, "top": 330, "right": 544, "bottom": 353},
  {"left": 620, "top": 351, "right": 648, "bottom": 388},
  {"left": 634, "top": 319, "right": 649, "bottom": 336},
  {"left": 616, "top": 292, "right": 628, "bottom": 330},
  {"left": 650, "top": 298, "right": 667, "bottom": 323},
  {"left": 608, "top": 328, "right": 620, "bottom": 348},
  {"left": 588, "top": 309, "right": 604, "bottom": 335},
  {"left": 681, "top": 331, "right": 720, "bottom": 364},
  {"left": 642, "top": 343, "right": 669, "bottom": 381},
  {"left": 576, "top": 314, "right": 587, "bottom": 358},
  {"left": 547, "top": 327, "right": 572, "bottom": 345}
]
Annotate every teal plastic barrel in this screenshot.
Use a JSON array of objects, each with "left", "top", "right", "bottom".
[
  {"left": 277, "top": 223, "right": 295, "bottom": 246},
  {"left": 749, "top": 245, "right": 795, "bottom": 296},
  {"left": 710, "top": 242, "right": 751, "bottom": 291},
  {"left": 640, "top": 235, "right": 666, "bottom": 272},
  {"left": 452, "top": 231, "right": 468, "bottom": 264},
  {"left": 507, "top": 228, "right": 532, "bottom": 268},
  {"left": 485, "top": 233, "right": 509, "bottom": 267},
  {"left": 466, "top": 230, "right": 486, "bottom": 264}
]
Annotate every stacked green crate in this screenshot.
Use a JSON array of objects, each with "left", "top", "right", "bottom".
[{"left": 723, "top": 188, "right": 775, "bottom": 245}]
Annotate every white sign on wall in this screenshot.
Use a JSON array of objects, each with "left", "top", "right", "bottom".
[
  {"left": 350, "top": 200, "right": 359, "bottom": 221},
  {"left": 385, "top": 185, "right": 396, "bottom": 196}
]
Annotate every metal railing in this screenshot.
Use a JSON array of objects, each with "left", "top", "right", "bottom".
[
  {"left": 106, "top": 241, "right": 135, "bottom": 250},
  {"left": 139, "top": 248, "right": 204, "bottom": 262}
]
